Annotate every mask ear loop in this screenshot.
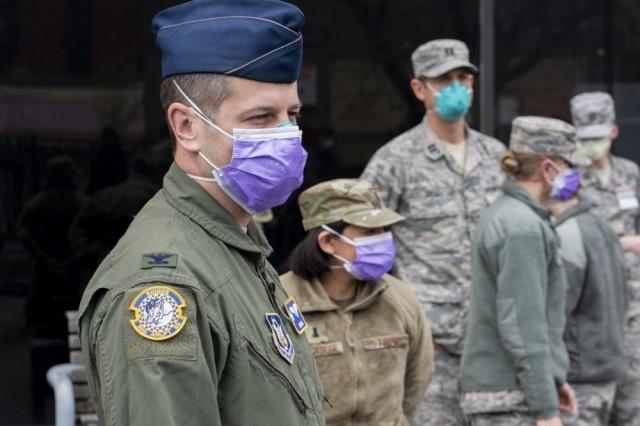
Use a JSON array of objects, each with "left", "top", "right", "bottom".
[
  {"left": 172, "top": 80, "right": 234, "bottom": 140},
  {"left": 320, "top": 225, "right": 356, "bottom": 268},
  {"left": 173, "top": 80, "right": 233, "bottom": 183}
]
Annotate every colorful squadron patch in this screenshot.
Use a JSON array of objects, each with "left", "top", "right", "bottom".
[
  {"left": 265, "top": 313, "right": 295, "bottom": 364},
  {"left": 284, "top": 297, "right": 307, "bottom": 335},
  {"left": 129, "top": 286, "right": 187, "bottom": 341}
]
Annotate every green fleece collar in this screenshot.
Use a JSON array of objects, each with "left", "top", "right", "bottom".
[
  {"left": 162, "top": 163, "right": 272, "bottom": 256},
  {"left": 553, "top": 197, "right": 595, "bottom": 226},
  {"left": 502, "top": 180, "right": 550, "bottom": 220}
]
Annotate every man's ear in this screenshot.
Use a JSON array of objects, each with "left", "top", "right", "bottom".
[
  {"left": 316, "top": 231, "right": 335, "bottom": 256},
  {"left": 410, "top": 78, "right": 428, "bottom": 102},
  {"left": 610, "top": 124, "right": 619, "bottom": 141},
  {"left": 167, "top": 102, "right": 200, "bottom": 152}
]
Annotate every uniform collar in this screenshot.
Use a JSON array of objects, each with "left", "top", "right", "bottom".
[
  {"left": 581, "top": 155, "right": 617, "bottom": 190},
  {"left": 422, "top": 118, "right": 485, "bottom": 173},
  {"left": 502, "top": 180, "right": 551, "bottom": 220},
  {"left": 162, "top": 162, "right": 272, "bottom": 256},
  {"left": 295, "top": 275, "right": 388, "bottom": 314},
  {"left": 553, "top": 197, "right": 595, "bottom": 226}
]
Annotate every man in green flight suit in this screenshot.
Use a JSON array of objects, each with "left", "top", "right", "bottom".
[{"left": 78, "top": 1, "right": 325, "bottom": 425}]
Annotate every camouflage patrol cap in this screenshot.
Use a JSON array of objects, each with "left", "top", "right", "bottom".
[
  {"left": 411, "top": 39, "right": 478, "bottom": 79},
  {"left": 570, "top": 92, "right": 616, "bottom": 139},
  {"left": 509, "top": 116, "right": 591, "bottom": 167},
  {"left": 299, "top": 179, "right": 405, "bottom": 230}
]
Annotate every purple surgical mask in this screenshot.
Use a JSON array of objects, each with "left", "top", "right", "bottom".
[
  {"left": 322, "top": 225, "right": 396, "bottom": 282},
  {"left": 546, "top": 161, "right": 581, "bottom": 201},
  {"left": 174, "top": 80, "right": 307, "bottom": 214}
]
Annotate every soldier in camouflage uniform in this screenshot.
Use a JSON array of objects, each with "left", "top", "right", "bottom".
[
  {"left": 360, "top": 39, "right": 505, "bottom": 426},
  {"left": 281, "top": 179, "right": 434, "bottom": 425},
  {"left": 570, "top": 92, "right": 640, "bottom": 426}
]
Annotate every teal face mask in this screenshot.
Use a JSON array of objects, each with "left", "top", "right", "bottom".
[{"left": 428, "top": 80, "right": 472, "bottom": 122}]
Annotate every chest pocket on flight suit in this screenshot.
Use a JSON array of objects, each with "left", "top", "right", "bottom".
[{"left": 233, "top": 320, "right": 310, "bottom": 418}]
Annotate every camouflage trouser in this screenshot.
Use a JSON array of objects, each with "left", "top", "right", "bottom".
[
  {"left": 468, "top": 412, "right": 536, "bottom": 426},
  {"left": 412, "top": 350, "right": 468, "bottom": 426},
  {"left": 610, "top": 321, "right": 640, "bottom": 426},
  {"left": 561, "top": 382, "right": 616, "bottom": 426}
]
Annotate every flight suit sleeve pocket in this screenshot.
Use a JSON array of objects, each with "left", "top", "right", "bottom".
[{"left": 123, "top": 284, "right": 198, "bottom": 362}]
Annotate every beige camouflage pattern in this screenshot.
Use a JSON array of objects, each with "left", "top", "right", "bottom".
[
  {"left": 280, "top": 272, "right": 433, "bottom": 425},
  {"left": 570, "top": 92, "right": 616, "bottom": 139},
  {"left": 411, "top": 39, "right": 478, "bottom": 79},
  {"left": 579, "top": 155, "right": 640, "bottom": 425},
  {"left": 412, "top": 351, "right": 468, "bottom": 426},
  {"left": 298, "top": 178, "right": 405, "bottom": 230},
  {"left": 509, "top": 116, "right": 590, "bottom": 167},
  {"left": 560, "top": 382, "right": 616, "bottom": 426},
  {"left": 361, "top": 118, "right": 504, "bottom": 425}
]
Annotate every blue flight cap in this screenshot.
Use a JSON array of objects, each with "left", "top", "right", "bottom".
[{"left": 151, "top": 0, "right": 304, "bottom": 83}]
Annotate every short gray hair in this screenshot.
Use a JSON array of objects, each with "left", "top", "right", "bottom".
[{"left": 159, "top": 73, "right": 231, "bottom": 118}]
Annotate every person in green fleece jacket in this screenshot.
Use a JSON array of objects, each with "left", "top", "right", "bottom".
[{"left": 460, "top": 116, "right": 582, "bottom": 426}]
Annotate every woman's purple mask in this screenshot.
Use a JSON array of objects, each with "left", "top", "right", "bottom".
[
  {"left": 547, "top": 162, "right": 581, "bottom": 201},
  {"left": 323, "top": 225, "right": 397, "bottom": 282}
]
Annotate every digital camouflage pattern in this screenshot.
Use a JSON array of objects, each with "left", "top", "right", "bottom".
[
  {"left": 412, "top": 351, "right": 468, "bottom": 426},
  {"left": 361, "top": 118, "right": 505, "bottom": 425},
  {"left": 576, "top": 123, "right": 640, "bottom": 424},
  {"left": 298, "top": 178, "right": 405, "bottom": 230},
  {"left": 570, "top": 92, "right": 616, "bottom": 139},
  {"left": 561, "top": 382, "right": 616, "bottom": 426},
  {"left": 411, "top": 39, "right": 478, "bottom": 79},
  {"left": 461, "top": 389, "right": 528, "bottom": 415},
  {"left": 509, "top": 116, "right": 590, "bottom": 167},
  {"left": 468, "top": 412, "right": 536, "bottom": 426}
]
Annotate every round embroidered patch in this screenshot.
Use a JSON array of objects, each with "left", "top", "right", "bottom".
[{"left": 129, "top": 286, "right": 187, "bottom": 341}]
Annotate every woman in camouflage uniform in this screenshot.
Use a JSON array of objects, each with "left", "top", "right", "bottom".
[{"left": 281, "top": 178, "right": 434, "bottom": 426}]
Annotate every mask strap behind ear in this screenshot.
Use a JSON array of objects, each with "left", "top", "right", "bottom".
[
  {"left": 321, "top": 225, "right": 355, "bottom": 245},
  {"left": 172, "top": 80, "right": 234, "bottom": 140}
]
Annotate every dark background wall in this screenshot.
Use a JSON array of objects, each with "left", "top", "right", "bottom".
[{"left": 1, "top": 0, "right": 640, "bottom": 423}]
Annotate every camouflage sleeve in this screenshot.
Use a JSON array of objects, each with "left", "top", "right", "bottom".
[
  {"left": 635, "top": 165, "right": 640, "bottom": 234},
  {"left": 493, "top": 233, "right": 560, "bottom": 419},
  {"left": 83, "top": 286, "right": 224, "bottom": 425},
  {"left": 360, "top": 148, "right": 404, "bottom": 211},
  {"left": 402, "top": 298, "right": 434, "bottom": 420}
]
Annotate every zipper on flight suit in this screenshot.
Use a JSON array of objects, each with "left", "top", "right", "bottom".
[{"left": 256, "top": 255, "right": 281, "bottom": 313}]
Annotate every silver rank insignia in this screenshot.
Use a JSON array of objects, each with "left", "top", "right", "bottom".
[
  {"left": 284, "top": 297, "right": 307, "bottom": 335},
  {"left": 265, "top": 313, "right": 295, "bottom": 364},
  {"left": 129, "top": 286, "right": 187, "bottom": 341}
]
